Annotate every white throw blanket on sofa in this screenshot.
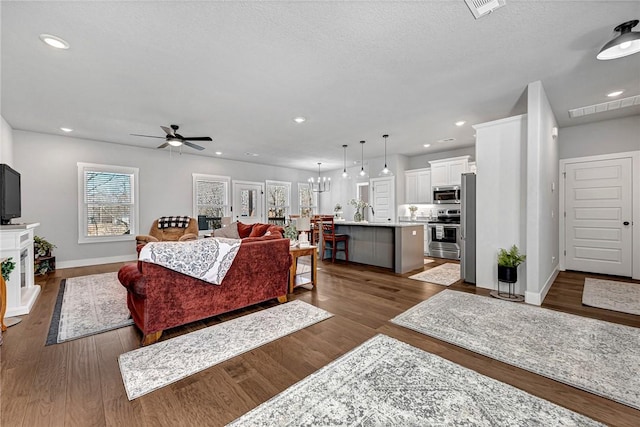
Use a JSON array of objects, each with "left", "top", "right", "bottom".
[{"left": 139, "top": 238, "right": 242, "bottom": 285}]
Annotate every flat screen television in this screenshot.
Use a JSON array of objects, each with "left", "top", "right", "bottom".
[{"left": 0, "top": 163, "right": 21, "bottom": 225}]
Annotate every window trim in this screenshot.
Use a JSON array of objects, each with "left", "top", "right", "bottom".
[
  {"left": 297, "top": 182, "right": 317, "bottom": 216},
  {"left": 266, "top": 180, "right": 291, "bottom": 214},
  {"left": 77, "top": 162, "right": 139, "bottom": 244},
  {"left": 192, "top": 173, "right": 231, "bottom": 231}
]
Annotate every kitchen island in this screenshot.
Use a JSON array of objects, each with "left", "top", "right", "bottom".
[{"left": 331, "top": 221, "right": 424, "bottom": 274}]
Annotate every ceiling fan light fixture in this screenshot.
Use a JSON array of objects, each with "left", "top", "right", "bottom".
[
  {"left": 167, "top": 138, "right": 183, "bottom": 147},
  {"left": 597, "top": 20, "right": 640, "bottom": 60}
]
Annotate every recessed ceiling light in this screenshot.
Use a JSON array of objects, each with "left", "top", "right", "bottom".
[
  {"left": 607, "top": 90, "right": 624, "bottom": 97},
  {"left": 244, "top": 152, "right": 259, "bottom": 157},
  {"left": 215, "top": 151, "right": 222, "bottom": 155},
  {"left": 293, "top": 117, "right": 306, "bottom": 124},
  {"left": 455, "top": 121, "right": 466, "bottom": 127},
  {"left": 59, "top": 127, "right": 73, "bottom": 132},
  {"left": 423, "top": 144, "right": 431, "bottom": 148},
  {"left": 39, "top": 34, "right": 70, "bottom": 49},
  {"left": 437, "top": 137, "right": 456, "bottom": 143}
]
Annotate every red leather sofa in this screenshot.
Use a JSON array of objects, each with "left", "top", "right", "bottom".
[{"left": 118, "top": 223, "right": 291, "bottom": 345}]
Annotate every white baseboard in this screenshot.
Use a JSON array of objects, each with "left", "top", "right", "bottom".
[
  {"left": 525, "top": 266, "right": 559, "bottom": 306},
  {"left": 57, "top": 254, "right": 137, "bottom": 269}
]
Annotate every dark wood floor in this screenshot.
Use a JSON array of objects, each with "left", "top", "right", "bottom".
[{"left": 2, "top": 258, "right": 639, "bottom": 426}]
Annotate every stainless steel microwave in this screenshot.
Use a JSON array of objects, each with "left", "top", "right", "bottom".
[{"left": 433, "top": 185, "right": 460, "bottom": 204}]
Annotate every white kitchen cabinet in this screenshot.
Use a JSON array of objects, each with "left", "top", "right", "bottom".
[
  {"left": 468, "top": 162, "right": 477, "bottom": 173},
  {"left": 429, "top": 156, "right": 470, "bottom": 186},
  {"left": 404, "top": 168, "right": 431, "bottom": 203}
]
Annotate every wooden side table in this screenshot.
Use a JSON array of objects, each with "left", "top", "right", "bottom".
[{"left": 289, "top": 245, "right": 318, "bottom": 294}]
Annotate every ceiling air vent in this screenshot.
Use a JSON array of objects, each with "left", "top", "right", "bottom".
[
  {"left": 568, "top": 95, "right": 640, "bottom": 118},
  {"left": 464, "top": 0, "right": 506, "bottom": 20}
]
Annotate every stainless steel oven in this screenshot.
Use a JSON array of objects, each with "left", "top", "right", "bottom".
[
  {"left": 433, "top": 186, "right": 460, "bottom": 204},
  {"left": 427, "top": 223, "right": 460, "bottom": 259},
  {"left": 427, "top": 209, "right": 461, "bottom": 260}
]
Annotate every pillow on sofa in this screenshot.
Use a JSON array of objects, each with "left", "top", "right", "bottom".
[
  {"left": 249, "top": 223, "right": 272, "bottom": 237},
  {"left": 237, "top": 221, "right": 254, "bottom": 238},
  {"left": 213, "top": 222, "right": 240, "bottom": 239}
]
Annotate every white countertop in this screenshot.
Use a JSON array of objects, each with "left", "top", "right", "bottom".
[{"left": 336, "top": 221, "right": 423, "bottom": 228}]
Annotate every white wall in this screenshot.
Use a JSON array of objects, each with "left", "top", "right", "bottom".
[
  {"left": 0, "top": 116, "right": 14, "bottom": 166},
  {"left": 474, "top": 115, "right": 528, "bottom": 295},
  {"left": 525, "top": 81, "right": 559, "bottom": 305},
  {"left": 13, "top": 130, "right": 311, "bottom": 267},
  {"left": 559, "top": 115, "right": 640, "bottom": 159}
]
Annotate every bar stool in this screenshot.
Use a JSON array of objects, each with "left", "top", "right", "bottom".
[{"left": 320, "top": 216, "right": 349, "bottom": 263}]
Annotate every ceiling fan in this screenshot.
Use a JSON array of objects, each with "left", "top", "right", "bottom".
[{"left": 131, "top": 124, "right": 212, "bottom": 151}]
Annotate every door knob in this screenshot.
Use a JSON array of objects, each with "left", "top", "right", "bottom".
[{"left": 623, "top": 221, "right": 630, "bottom": 226}]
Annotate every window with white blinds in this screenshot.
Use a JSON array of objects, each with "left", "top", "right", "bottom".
[
  {"left": 77, "top": 163, "right": 139, "bottom": 243},
  {"left": 192, "top": 174, "right": 231, "bottom": 231}
]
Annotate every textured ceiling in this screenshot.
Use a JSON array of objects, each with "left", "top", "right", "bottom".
[{"left": 2, "top": 1, "right": 639, "bottom": 171}]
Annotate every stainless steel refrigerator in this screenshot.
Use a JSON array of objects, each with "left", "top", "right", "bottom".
[{"left": 460, "top": 173, "right": 476, "bottom": 284}]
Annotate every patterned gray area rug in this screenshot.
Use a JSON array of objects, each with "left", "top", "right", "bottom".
[
  {"left": 119, "top": 300, "right": 333, "bottom": 400},
  {"left": 408, "top": 262, "right": 460, "bottom": 286},
  {"left": 46, "top": 272, "right": 132, "bottom": 345},
  {"left": 391, "top": 290, "right": 640, "bottom": 410},
  {"left": 583, "top": 277, "right": 640, "bottom": 315},
  {"left": 228, "top": 334, "right": 601, "bottom": 426}
]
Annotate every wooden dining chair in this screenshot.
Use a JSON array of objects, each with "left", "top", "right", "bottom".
[{"left": 320, "top": 216, "right": 349, "bottom": 263}]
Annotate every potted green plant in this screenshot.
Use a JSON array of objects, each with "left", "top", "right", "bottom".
[
  {"left": 497, "top": 245, "right": 526, "bottom": 283},
  {"left": 283, "top": 223, "right": 298, "bottom": 244},
  {"left": 1, "top": 257, "right": 16, "bottom": 282},
  {"left": 34, "top": 235, "right": 56, "bottom": 259}
]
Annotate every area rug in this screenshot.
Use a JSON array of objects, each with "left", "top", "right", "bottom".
[
  {"left": 582, "top": 277, "right": 640, "bottom": 315},
  {"left": 228, "top": 334, "right": 601, "bottom": 426},
  {"left": 391, "top": 290, "right": 640, "bottom": 410},
  {"left": 119, "top": 300, "right": 333, "bottom": 400},
  {"left": 46, "top": 272, "right": 132, "bottom": 345},
  {"left": 408, "top": 262, "right": 459, "bottom": 286}
]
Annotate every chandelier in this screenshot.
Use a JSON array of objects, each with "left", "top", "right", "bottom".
[{"left": 309, "top": 162, "right": 331, "bottom": 193}]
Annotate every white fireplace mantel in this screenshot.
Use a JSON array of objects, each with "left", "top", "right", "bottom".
[{"left": 0, "top": 223, "right": 41, "bottom": 317}]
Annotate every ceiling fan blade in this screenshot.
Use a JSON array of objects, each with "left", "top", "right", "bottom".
[
  {"left": 183, "top": 141, "right": 205, "bottom": 151},
  {"left": 157, "top": 142, "right": 169, "bottom": 149},
  {"left": 131, "top": 133, "right": 165, "bottom": 139},
  {"left": 182, "top": 136, "right": 212, "bottom": 141},
  {"left": 161, "top": 126, "right": 175, "bottom": 137}
]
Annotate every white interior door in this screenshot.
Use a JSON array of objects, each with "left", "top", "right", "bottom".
[
  {"left": 370, "top": 176, "right": 395, "bottom": 223},
  {"left": 564, "top": 157, "right": 632, "bottom": 276},
  {"left": 232, "top": 181, "right": 264, "bottom": 224}
]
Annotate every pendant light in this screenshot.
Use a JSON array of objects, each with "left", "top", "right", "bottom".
[
  {"left": 358, "top": 140, "right": 367, "bottom": 177},
  {"left": 341, "top": 144, "right": 350, "bottom": 178},
  {"left": 379, "top": 134, "right": 393, "bottom": 176},
  {"left": 597, "top": 20, "right": 640, "bottom": 60},
  {"left": 309, "top": 162, "right": 331, "bottom": 193}
]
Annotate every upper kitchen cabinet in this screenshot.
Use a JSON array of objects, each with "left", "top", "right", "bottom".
[
  {"left": 429, "top": 156, "right": 470, "bottom": 186},
  {"left": 405, "top": 168, "right": 431, "bottom": 203}
]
